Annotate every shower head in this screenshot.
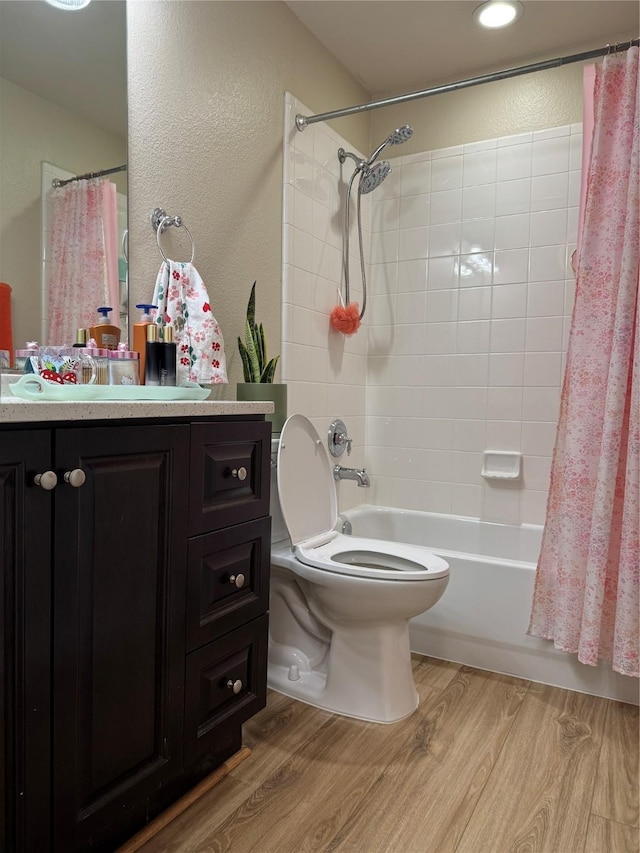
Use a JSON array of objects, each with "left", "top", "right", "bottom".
[
  {"left": 359, "top": 160, "right": 391, "bottom": 194},
  {"left": 367, "top": 125, "right": 414, "bottom": 165},
  {"left": 388, "top": 125, "right": 414, "bottom": 145}
]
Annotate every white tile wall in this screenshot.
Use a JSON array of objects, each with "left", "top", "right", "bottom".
[
  {"left": 367, "top": 125, "right": 579, "bottom": 524},
  {"left": 282, "top": 95, "right": 370, "bottom": 510},
  {"left": 283, "top": 93, "right": 578, "bottom": 525}
]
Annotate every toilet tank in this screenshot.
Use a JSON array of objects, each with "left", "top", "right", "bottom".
[{"left": 270, "top": 438, "right": 289, "bottom": 544}]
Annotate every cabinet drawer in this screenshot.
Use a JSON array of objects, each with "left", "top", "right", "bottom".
[
  {"left": 184, "top": 615, "right": 268, "bottom": 764},
  {"left": 189, "top": 421, "right": 270, "bottom": 536},
  {"left": 186, "top": 518, "right": 270, "bottom": 652}
]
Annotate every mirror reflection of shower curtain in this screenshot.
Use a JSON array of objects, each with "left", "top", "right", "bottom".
[{"left": 46, "top": 178, "right": 119, "bottom": 344}]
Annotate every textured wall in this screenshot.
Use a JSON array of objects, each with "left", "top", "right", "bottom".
[
  {"left": 370, "top": 64, "right": 586, "bottom": 156},
  {"left": 127, "top": 0, "right": 369, "bottom": 398}
]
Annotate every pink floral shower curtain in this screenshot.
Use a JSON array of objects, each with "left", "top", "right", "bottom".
[
  {"left": 528, "top": 47, "right": 639, "bottom": 677},
  {"left": 47, "top": 178, "right": 119, "bottom": 344}
]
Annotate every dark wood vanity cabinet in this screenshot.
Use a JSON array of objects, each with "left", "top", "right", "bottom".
[{"left": 0, "top": 416, "right": 271, "bottom": 853}]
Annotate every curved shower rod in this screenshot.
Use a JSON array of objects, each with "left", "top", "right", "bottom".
[{"left": 295, "top": 38, "right": 640, "bottom": 131}]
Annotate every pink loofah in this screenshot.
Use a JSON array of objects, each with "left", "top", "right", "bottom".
[{"left": 330, "top": 302, "right": 361, "bottom": 336}]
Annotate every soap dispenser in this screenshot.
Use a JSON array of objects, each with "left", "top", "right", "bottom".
[
  {"left": 89, "top": 307, "right": 120, "bottom": 351},
  {"left": 132, "top": 304, "right": 156, "bottom": 385}
]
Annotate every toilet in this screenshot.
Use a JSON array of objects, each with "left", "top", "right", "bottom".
[{"left": 268, "top": 414, "right": 449, "bottom": 724}]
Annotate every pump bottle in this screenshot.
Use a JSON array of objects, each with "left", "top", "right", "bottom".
[
  {"left": 89, "top": 307, "right": 120, "bottom": 351},
  {"left": 132, "top": 304, "right": 156, "bottom": 385}
]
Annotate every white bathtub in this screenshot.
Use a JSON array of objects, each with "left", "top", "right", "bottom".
[{"left": 340, "top": 504, "right": 637, "bottom": 704}]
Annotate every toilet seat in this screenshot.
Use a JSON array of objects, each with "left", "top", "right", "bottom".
[{"left": 277, "top": 415, "right": 448, "bottom": 582}]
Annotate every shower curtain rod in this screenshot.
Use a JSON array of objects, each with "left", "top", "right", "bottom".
[
  {"left": 295, "top": 38, "right": 639, "bottom": 130},
  {"left": 52, "top": 164, "right": 127, "bottom": 188}
]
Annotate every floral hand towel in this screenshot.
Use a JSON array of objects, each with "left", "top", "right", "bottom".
[{"left": 152, "top": 260, "right": 227, "bottom": 384}]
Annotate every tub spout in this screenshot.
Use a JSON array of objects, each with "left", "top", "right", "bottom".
[{"left": 333, "top": 465, "right": 370, "bottom": 487}]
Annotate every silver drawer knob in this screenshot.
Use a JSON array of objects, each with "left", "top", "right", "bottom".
[
  {"left": 231, "top": 466, "right": 247, "bottom": 481},
  {"left": 34, "top": 471, "right": 58, "bottom": 490},
  {"left": 226, "top": 679, "right": 243, "bottom": 694},
  {"left": 229, "top": 573, "right": 245, "bottom": 589},
  {"left": 64, "top": 469, "right": 86, "bottom": 488}
]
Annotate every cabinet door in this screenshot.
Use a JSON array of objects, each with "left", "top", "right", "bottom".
[
  {"left": 51, "top": 424, "right": 189, "bottom": 852},
  {"left": 0, "top": 430, "right": 52, "bottom": 853}
]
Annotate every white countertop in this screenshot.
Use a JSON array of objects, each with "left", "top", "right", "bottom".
[{"left": 0, "top": 376, "right": 274, "bottom": 423}]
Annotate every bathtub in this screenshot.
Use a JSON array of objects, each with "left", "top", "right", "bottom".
[{"left": 340, "top": 505, "right": 637, "bottom": 705}]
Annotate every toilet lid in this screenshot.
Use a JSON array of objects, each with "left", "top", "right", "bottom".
[{"left": 277, "top": 414, "right": 337, "bottom": 546}]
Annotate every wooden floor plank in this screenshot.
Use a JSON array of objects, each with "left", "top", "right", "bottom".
[
  {"left": 185, "top": 661, "right": 459, "bottom": 853},
  {"left": 141, "top": 658, "right": 460, "bottom": 853},
  {"left": 592, "top": 700, "right": 639, "bottom": 828},
  {"left": 327, "top": 667, "right": 529, "bottom": 853},
  {"left": 585, "top": 814, "right": 639, "bottom": 853},
  {"left": 412, "top": 653, "right": 464, "bottom": 692},
  {"left": 117, "top": 748, "right": 251, "bottom": 853},
  {"left": 135, "top": 657, "right": 638, "bottom": 853},
  {"left": 138, "top": 691, "right": 335, "bottom": 852},
  {"left": 455, "top": 682, "right": 608, "bottom": 853}
]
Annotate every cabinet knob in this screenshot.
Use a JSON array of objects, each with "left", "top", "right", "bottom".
[
  {"left": 34, "top": 471, "right": 58, "bottom": 490},
  {"left": 231, "top": 466, "right": 247, "bottom": 481},
  {"left": 229, "top": 573, "right": 245, "bottom": 589},
  {"left": 226, "top": 679, "right": 243, "bottom": 694},
  {"left": 63, "top": 469, "right": 86, "bottom": 488}
]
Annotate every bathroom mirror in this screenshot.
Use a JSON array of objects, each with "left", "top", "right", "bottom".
[{"left": 0, "top": 0, "right": 127, "bottom": 351}]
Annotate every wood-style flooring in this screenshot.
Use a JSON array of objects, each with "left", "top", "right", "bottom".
[{"left": 140, "top": 656, "right": 639, "bottom": 853}]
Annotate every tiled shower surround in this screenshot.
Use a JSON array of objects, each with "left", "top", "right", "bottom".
[{"left": 282, "top": 93, "right": 580, "bottom": 524}]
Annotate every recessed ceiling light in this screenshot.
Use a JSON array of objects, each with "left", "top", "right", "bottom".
[
  {"left": 44, "top": 0, "right": 91, "bottom": 10},
  {"left": 473, "top": 1, "right": 524, "bottom": 29}
]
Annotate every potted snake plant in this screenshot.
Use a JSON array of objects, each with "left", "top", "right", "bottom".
[{"left": 236, "top": 281, "right": 287, "bottom": 434}]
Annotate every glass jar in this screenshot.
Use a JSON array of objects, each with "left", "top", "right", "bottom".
[
  {"left": 14, "top": 342, "right": 39, "bottom": 373},
  {"left": 80, "top": 346, "right": 110, "bottom": 385},
  {"left": 109, "top": 345, "right": 140, "bottom": 386}
]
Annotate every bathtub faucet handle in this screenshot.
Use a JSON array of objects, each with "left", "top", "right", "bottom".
[{"left": 328, "top": 419, "right": 353, "bottom": 457}]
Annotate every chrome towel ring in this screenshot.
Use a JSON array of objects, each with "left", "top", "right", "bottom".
[{"left": 150, "top": 207, "right": 195, "bottom": 264}]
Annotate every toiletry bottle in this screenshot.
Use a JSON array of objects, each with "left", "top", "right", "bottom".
[
  {"left": 89, "top": 307, "right": 120, "bottom": 351},
  {"left": 14, "top": 341, "right": 39, "bottom": 373},
  {"left": 145, "top": 324, "right": 162, "bottom": 386},
  {"left": 82, "top": 338, "right": 110, "bottom": 384},
  {"left": 159, "top": 325, "right": 177, "bottom": 387},
  {"left": 132, "top": 304, "right": 156, "bottom": 385},
  {"left": 73, "top": 328, "right": 88, "bottom": 348},
  {"left": 109, "top": 342, "right": 140, "bottom": 386}
]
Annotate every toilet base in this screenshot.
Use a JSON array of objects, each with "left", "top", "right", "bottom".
[{"left": 267, "top": 620, "right": 419, "bottom": 724}]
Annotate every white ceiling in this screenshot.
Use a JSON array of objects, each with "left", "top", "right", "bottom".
[
  {"left": 0, "top": 1, "right": 637, "bottom": 139},
  {"left": 286, "top": 1, "right": 639, "bottom": 97}
]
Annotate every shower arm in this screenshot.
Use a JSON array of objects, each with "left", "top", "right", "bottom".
[
  {"left": 366, "top": 138, "right": 390, "bottom": 166},
  {"left": 338, "top": 148, "right": 366, "bottom": 171}
]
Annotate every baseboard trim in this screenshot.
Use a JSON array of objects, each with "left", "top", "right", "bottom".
[{"left": 116, "top": 746, "right": 252, "bottom": 852}]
